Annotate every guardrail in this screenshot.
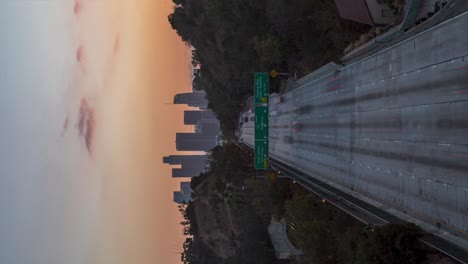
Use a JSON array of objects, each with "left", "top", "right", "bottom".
[{"left": 343, "top": 0, "right": 464, "bottom": 62}]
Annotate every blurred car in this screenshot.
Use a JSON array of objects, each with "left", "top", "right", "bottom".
[
  {"left": 292, "top": 122, "right": 304, "bottom": 132},
  {"left": 275, "top": 95, "right": 285, "bottom": 104}
]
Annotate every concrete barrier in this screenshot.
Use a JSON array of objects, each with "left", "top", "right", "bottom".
[{"left": 268, "top": 218, "right": 303, "bottom": 260}]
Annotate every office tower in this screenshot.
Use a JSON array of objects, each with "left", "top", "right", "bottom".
[
  {"left": 184, "top": 110, "right": 218, "bottom": 125},
  {"left": 184, "top": 111, "right": 203, "bottom": 125},
  {"left": 180, "top": 182, "right": 192, "bottom": 195},
  {"left": 173, "top": 92, "right": 208, "bottom": 108},
  {"left": 173, "top": 181, "right": 192, "bottom": 204},
  {"left": 172, "top": 168, "right": 201, "bottom": 178},
  {"left": 197, "top": 122, "right": 220, "bottom": 136},
  {"left": 176, "top": 133, "right": 217, "bottom": 151},
  {"left": 163, "top": 155, "right": 208, "bottom": 169},
  {"left": 201, "top": 109, "right": 216, "bottom": 119},
  {"left": 173, "top": 191, "right": 191, "bottom": 204}
]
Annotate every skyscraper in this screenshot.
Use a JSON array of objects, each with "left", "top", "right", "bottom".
[
  {"left": 195, "top": 122, "right": 220, "bottom": 136},
  {"left": 184, "top": 110, "right": 217, "bottom": 125},
  {"left": 176, "top": 133, "right": 217, "bottom": 151},
  {"left": 201, "top": 109, "right": 216, "bottom": 119},
  {"left": 173, "top": 92, "right": 208, "bottom": 108},
  {"left": 173, "top": 181, "right": 192, "bottom": 204},
  {"left": 172, "top": 168, "right": 201, "bottom": 177},
  {"left": 163, "top": 155, "right": 208, "bottom": 168},
  {"left": 180, "top": 182, "right": 192, "bottom": 195},
  {"left": 184, "top": 111, "right": 203, "bottom": 125},
  {"left": 173, "top": 191, "right": 190, "bottom": 204}
]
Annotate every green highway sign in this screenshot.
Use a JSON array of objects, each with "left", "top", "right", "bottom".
[
  {"left": 253, "top": 73, "right": 269, "bottom": 169},
  {"left": 254, "top": 106, "right": 268, "bottom": 169},
  {"left": 254, "top": 139, "right": 268, "bottom": 169},
  {"left": 254, "top": 106, "right": 268, "bottom": 140},
  {"left": 254, "top": 72, "right": 269, "bottom": 104}
]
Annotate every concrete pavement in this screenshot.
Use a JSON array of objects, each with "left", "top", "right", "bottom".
[{"left": 242, "top": 11, "right": 468, "bottom": 245}]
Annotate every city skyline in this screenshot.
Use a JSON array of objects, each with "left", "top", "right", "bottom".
[{"left": 163, "top": 92, "right": 220, "bottom": 182}]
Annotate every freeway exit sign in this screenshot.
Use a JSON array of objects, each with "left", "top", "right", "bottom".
[
  {"left": 255, "top": 106, "right": 268, "bottom": 140},
  {"left": 254, "top": 106, "right": 268, "bottom": 169},
  {"left": 253, "top": 73, "right": 269, "bottom": 169},
  {"left": 254, "top": 72, "right": 269, "bottom": 104},
  {"left": 254, "top": 140, "right": 268, "bottom": 169}
]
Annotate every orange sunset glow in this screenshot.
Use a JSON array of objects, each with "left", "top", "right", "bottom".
[
  {"left": 91, "top": 1, "right": 194, "bottom": 263},
  {"left": 0, "top": 0, "right": 193, "bottom": 263}
]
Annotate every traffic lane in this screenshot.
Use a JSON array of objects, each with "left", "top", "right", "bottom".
[
  {"left": 280, "top": 12, "right": 468, "bottom": 233},
  {"left": 291, "top": 100, "right": 468, "bottom": 144},
  {"left": 292, "top": 132, "right": 468, "bottom": 179},
  {"left": 349, "top": 154, "right": 468, "bottom": 231},
  {"left": 292, "top": 56, "right": 468, "bottom": 121},
  {"left": 290, "top": 135, "right": 468, "bottom": 231},
  {"left": 293, "top": 11, "right": 468, "bottom": 98},
  {"left": 242, "top": 134, "right": 255, "bottom": 149},
  {"left": 349, "top": 150, "right": 468, "bottom": 231},
  {"left": 269, "top": 117, "right": 295, "bottom": 160},
  {"left": 291, "top": 131, "right": 468, "bottom": 217},
  {"left": 354, "top": 57, "right": 468, "bottom": 111},
  {"left": 269, "top": 93, "right": 295, "bottom": 156},
  {"left": 351, "top": 10, "right": 468, "bottom": 80},
  {"left": 276, "top": 14, "right": 468, "bottom": 160}
]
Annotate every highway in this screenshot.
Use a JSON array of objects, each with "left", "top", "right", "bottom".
[{"left": 240, "top": 11, "right": 468, "bottom": 236}]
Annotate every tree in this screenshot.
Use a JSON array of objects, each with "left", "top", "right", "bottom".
[
  {"left": 353, "top": 224, "right": 426, "bottom": 264},
  {"left": 191, "top": 50, "right": 201, "bottom": 67},
  {"left": 181, "top": 237, "right": 193, "bottom": 264},
  {"left": 192, "top": 75, "right": 203, "bottom": 91},
  {"left": 172, "top": 0, "right": 185, "bottom": 6},
  {"left": 253, "top": 34, "right": 284, "bottom": 67},
  {"left": 167, "top": 0, "right": 370, "bottom": 139}
]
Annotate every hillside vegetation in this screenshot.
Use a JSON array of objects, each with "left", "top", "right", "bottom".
[
  {"left": 180, "top": 145, "right": 290, "bottom": 264},
  {"left": 178, "top": 145, "right": 437, "bottom": 264},
  {"left": 168, "top": 0, "right": 369, "bottom": 137}
]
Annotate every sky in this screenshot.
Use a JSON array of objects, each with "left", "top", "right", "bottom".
[{"left": 0, "top": 0, "right": 192, "bottom": 263}]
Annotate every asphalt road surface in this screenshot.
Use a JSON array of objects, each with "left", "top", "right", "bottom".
[{"left": 241, "top": 11, "right": 468, "bottom": 235}]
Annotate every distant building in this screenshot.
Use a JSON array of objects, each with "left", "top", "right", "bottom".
[
  {"left": 173, "top": 181, "right": 193, "bottom": 204},
  {"left": 334, "top": 0, "right": 396, "bottom": 26},
  {"left": 184, "top": 110, "right": 217, "bottom": 125},
  {"left": 184, "top": 111, "right": 203, "bottom": 125},
  {"left": 163, "top": 155, "right": 208, "bottom": 168},
  {"left": 180, "top": 182, "right": 192, "bottom": 195},
  {"left": 202, "top": 109, "right": 216, "bottom": 119},
  {"left": 174, "top": 92, "right": 208, "bottom": 108},
  {"left": 173, "top": 191, "right": 191, "bottom": 204},
  {"left": 176, "top": 133, "right": 217, "bottom": 151},
  {"left": 164, "top": 155, "right": 209, "bottom": 178},
  {"left": 172, "top": 168, "right": 202, "bottom": 178},
  {"left": 195, "top": 122, "right": 220, "bottom": 136}
]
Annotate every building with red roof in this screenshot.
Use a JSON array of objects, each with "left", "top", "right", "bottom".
[{"left": 334, "top": 0, "right": 396, "bottom": 26}]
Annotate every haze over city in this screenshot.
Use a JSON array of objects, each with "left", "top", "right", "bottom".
[
  {"left": 0, "top": 1, "right": 195, "bottom": 263},
  {"left": 1, "top": 0, "right": 468, "bottom": 264}
]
